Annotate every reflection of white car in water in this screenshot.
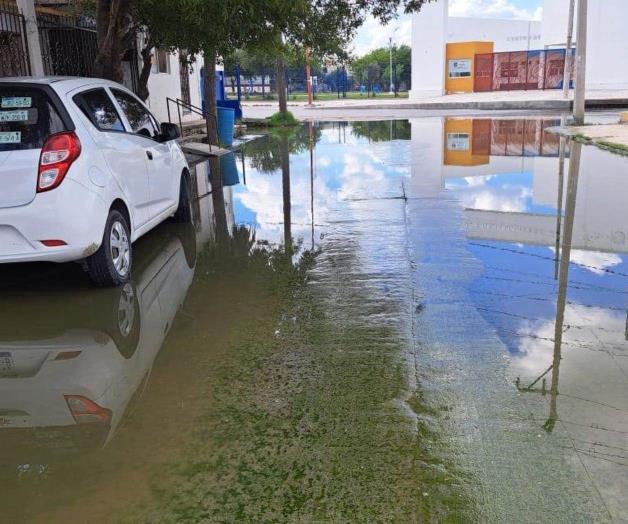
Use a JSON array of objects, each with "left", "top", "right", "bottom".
[{"left": 0, "top": 223, "right": 196, "bottom": 464}]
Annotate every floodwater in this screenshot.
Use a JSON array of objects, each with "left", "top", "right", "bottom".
[{"left": 0, "top": 117, "right": 626, "bottom": 522}]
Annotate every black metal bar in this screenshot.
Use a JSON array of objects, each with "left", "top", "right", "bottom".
[
  {"left": 0, "top": 1, "right": 31, "bottom": 76},
  {"left": 177, "top": 101, "right": 182, "bottom": 137}
]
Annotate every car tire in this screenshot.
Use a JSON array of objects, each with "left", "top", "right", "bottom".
[
  {"left": 86, "top": 209, "right": 132, "bottom": 287},
  {"left": 106, "top": 282, "right": 141, "bottom": 359},
  {"left": 173, "top": 173, "right": 192, "bottom": 223}
]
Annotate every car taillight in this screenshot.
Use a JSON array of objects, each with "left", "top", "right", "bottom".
[
  {"left": 64, "top": 395, "right": 112, "bottom": 425},
  {"left": 37, "top": 132, "right": 81, "bottom": 192}
]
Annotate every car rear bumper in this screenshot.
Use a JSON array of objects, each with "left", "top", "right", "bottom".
[{"left": 0, "top": 179, "right": 108, "bottom": 263}]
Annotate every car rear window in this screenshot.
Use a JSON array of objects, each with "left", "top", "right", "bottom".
[{"left": 0, "top": 87, "right": 68, "bottom": 152}]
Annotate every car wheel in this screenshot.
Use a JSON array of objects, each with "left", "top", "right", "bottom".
[
  {"left": 107, "top": 282, "right": 141, "bottom": 359},
  {"left": 86, "top": 209, "right": 132, "bottom": 287},
  {"left": 173, "top": 173, "right": 192, "bottom": 223}
]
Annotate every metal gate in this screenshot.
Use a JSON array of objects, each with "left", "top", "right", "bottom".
[
  {"left": 474, "top": 49, "right": 574, "bottom": 92},
  {"left": 37, "top": 11, "right": 98, "bottom": 77},
  {"left": 179, "top": 56, "right": 191, "bottom": 110},
  {"left": 0, "top": 1, "right": 31, "bottom": 77}
]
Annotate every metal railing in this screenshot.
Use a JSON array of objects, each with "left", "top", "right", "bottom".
[
  {"left": 166, "top": 97, "right": 220, "bottom": 151},
  {"left": 0, "top": 1, "right": 31, "bottom": 76}
]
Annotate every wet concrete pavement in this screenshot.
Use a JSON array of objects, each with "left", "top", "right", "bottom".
[{"left": 0, "top": 117, "right": 626, "bottom": 522}]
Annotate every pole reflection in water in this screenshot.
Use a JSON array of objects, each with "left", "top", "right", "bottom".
[
  {"left": 554, "top": 127, "right": 567, "bottom": 281},
  {"left": 209, "top": 156, "right": 229, "bottom": 243},
  {"left": 280, "top": 132, "right": 292, "bottom": 257},
  {"left": 544, "top": 139, "right": 582, "bottom": 431},
  {"left": 309, "top": 121, "right": 315, "bottom": 250}
]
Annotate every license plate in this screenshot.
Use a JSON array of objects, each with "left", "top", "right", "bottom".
[
  {"left": 1, "top": 96, "right": 31, "bottom": 108},
  {"left": 0, "top": 131, "right": 21, "bottom": 144},
  {"left": 0, "top": 110, "right": 28, "bottom": 122},
  {"left": 0, "top": 352, "right": 15, "bottom": 376}
]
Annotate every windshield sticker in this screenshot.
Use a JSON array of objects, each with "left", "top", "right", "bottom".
[
  {"left": 0, "top": 110, "right": 29, "bottom": 123},
  {"left": 0, "top": 132, "right": 21, "bottom": 144},
  {"left": 1, "top": 97, "right": 32, "bottom": 108}
]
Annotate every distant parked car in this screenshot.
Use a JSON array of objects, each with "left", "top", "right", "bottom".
[{"left": 0, "top": 77, "right": 192, "bottom": 286}]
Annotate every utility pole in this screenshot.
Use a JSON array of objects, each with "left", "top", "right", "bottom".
[
  {"left": 16, "top": 0, "right": 44, "bottom": 75},
  {"left": 573, "top": 0, "right": 588, "bottom": 124},
  {"left": 305, "top": 47, "right": 313, "bottom": 106},
  {"left": 562, "top": 0, "right": 575, "bottom": 98},
  {"left": 389, "top": 37, "right": 394, "bottom": 94}
]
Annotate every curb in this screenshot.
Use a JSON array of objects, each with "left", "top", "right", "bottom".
[{"left": 308, "top": 98, "right": 628, "bottom": 112}]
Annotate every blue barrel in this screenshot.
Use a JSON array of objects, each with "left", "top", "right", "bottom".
[
  {"left": 220, "top": 153, "right": 240, "bottom": 187},
  {"left": 217, "top": 107, "right": 235, "bottom": 147}
]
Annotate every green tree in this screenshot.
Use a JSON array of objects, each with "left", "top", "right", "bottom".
[
  {"left": 351, "top": 120, "right": 411, "bottom": 141},
  {"left": 93, "top": 1, "right": 427, "bottom": 132},
  {"left": 351, "top": 44, "right": 411, "bottom": 91},
  {"left": 243, "top": 0, "right": 429, "bottom": 115}
]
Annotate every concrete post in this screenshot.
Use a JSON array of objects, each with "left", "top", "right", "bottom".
[
  {"left": 16, "top": 0, "right": 44, "bottom": 76},
  {"left": 573, "top": 0, "right": 588, "bottom": 124},
  {"left": 562, "top": 0, "right": 575, "bottom": 98}
]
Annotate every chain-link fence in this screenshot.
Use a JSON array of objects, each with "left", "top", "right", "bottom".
[{"left": 224, "top": 66, "right": 350, "bottom": 101}]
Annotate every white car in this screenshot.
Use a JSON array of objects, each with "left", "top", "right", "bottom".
[{"left": 0, "top": 77, "right": 192, "bottom": 286}]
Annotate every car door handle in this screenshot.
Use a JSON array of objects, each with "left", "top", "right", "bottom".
[{"left": 146, "top": 150, "right": 153, "bottom": 160}]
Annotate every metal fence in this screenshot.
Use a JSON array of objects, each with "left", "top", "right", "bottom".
[
  {"left": 0, "top": 1, "right": 30, "bottom": 76},
  {"left": 470, "top": 118, "right": 564, "bottom": 157},
  {"left": 37, "top": 11, "right": 98, "bottom": 77},
  {"left": 224, "top": 67, "right": 350, "bottom": 100},
  {"left": 474, "top": 49, "right": 575, "bottom": 92}
]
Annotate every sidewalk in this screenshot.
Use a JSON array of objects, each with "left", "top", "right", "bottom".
[
  {"left": 549, "top": 119, "right": 628, "bottom": 156},
  {"left": 241, "top": 89, "right": 628, "bottom": 120}
]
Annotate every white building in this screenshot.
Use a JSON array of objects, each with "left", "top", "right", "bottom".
[
  {"left": 410, "top": 0, "right": 628, "bottom": 98},
  {"left": 140, "top": 46, "right": 206, "bottom": 124}
]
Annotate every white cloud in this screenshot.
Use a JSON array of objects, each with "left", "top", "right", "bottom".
[
  {"left": 352, "top": 14, "right": 412, "bottom": 56},
  {"left": 548, "top": 248, "right": 623, "bottom": 275},
  {"left": 513, "top": 304, "right": 627, "bottom": 374},
  {"left": 447, "top": 180, "right": 532, "bottom": 212}
]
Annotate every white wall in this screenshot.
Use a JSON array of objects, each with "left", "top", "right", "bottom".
[
  {"left": 542, "top": 0, "right": 628, "bottom": 90},
  {"left": 448, "top": 17, "right": 542, "bottom": 52},
  {"left": 410, "top": 0, "right": 448, "bottom": 98},
  {"left": 146, "top": 50, "right": 205, "bottom": 123}
]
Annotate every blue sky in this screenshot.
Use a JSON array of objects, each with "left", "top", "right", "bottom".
[{"left": 353, "top": 0, "right": 544, "bottom": 55}]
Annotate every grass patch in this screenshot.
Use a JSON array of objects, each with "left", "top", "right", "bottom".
[
  {"left": 236, "top": 91, "right": 410, "bottom": 102},
  {"left": 268, "top": 111, "right": 299, "bottom": 127},
  {"left": 123, "top": 237, "right": 472, "bottom": 522},
  {"left": 596, "top": 139, "right": 628, "bottom": 157}
]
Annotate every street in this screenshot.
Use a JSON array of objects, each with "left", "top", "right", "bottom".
[{"left": 0, "top": 116, "right": 626, "bottom": 522}]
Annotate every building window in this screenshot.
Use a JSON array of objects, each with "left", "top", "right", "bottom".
[
  {"left": 152, "top": 48, "right": 170, "bottom": 74},
  {"left": 447, "top": 132, "right": 470, "bottom": 151},
  {"left": 448, "top": 59, "right": 471, "bottom": 78}
]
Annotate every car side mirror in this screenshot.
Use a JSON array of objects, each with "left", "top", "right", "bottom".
[{"left": 160, "top": 122, "right": 180, "bottom": 141}]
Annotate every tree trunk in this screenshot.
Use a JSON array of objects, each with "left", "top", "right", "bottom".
[
  {"left": 94, "top": 0, "right": 131, "bottom": 82},
  {"left": 203, "top": 54, "right": 219, "bottom": 146},
  {"left": 137, "top": 40, "right": 154, "bottom": 102},
  {"left": 209, "top": 157, "right": 229, "bottom": 243},
  {"left": 276, "top": 56, "right": 287, "bottom": 114}
]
